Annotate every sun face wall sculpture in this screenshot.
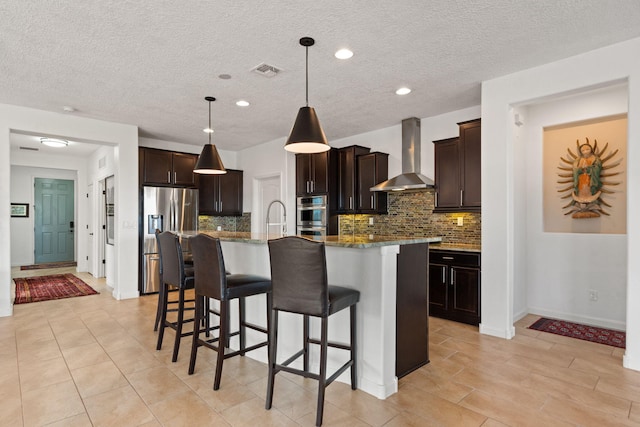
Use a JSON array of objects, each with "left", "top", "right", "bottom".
[{"left": 557, "top": 138, "right": 622, "bottom": 218}]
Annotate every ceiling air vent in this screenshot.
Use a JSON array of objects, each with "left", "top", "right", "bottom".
[
  {"left": 251, "top": 63, "right": 282, "bottom": 77},
  {"left": 19, "top": 146, "right": 39, "bottom": 151}
]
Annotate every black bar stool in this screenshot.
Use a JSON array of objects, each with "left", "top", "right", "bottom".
[
  {"left": 155, "top": 231, "right": 196, "bottom": 362},
  {"left": 188, "top": 233, "right": 272, "bottom": 390},
  {"left": 266, "top": 236, "right": 359, "bottom": 426}
]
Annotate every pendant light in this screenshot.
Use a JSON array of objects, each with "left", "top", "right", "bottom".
[
  {"left": 194, "top": 96, "right": 227, "bottom": 174},
  {"left": 284, "top": 37, "right": 330, "bottom": 153}
]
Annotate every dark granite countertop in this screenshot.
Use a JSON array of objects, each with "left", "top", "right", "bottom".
[
  {"left": 429, "top": 242, "right": 481, "bottom": 253},
  {"left": 185, "top": 231, "right": 442, "bottom": 249}
]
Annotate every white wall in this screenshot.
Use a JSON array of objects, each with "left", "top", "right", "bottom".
[
  {"left": 9, "top": 165, "right": 79, "bottom": 267},
  {"left": 521, "top": 85, "right": 628, "bottom": 329},
  {"left": 481, "top": 37, "right": 640, "bottom": 371},
  {"left": 1, "top": 103, "right": 139, "bottom": 316}
]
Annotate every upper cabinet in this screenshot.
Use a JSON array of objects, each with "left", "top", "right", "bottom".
[
  {"left": 295, "top": 150, "right": 336, "bottom": 196},
  {"left": 140, "top": 148, "right": 198, "bottom": 187},
  {"left": 198, "top": 169, "right": 243, "bottom": 216},
  {"left": 433, "top": 119, "right": 481, "bottom": 212},
  {"left": 337, "top": 145, "right": 370, "bottom": 213},
  {"left": 356, "top": 152, "right": 388, "bottom": 214}
]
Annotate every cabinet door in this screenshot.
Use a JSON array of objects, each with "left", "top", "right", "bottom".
[
  {"left": 310, "top": 151, "right": 329, "bottom": 194},
  {"left": 143, "top": 149, "right": 172, "bottom": 185},
  {"left": 198, "top": 175, "right": 218, "bottom": 215},
  {"left": 434, "top": 138, "right": 460, "bottom": 209},
  {"left": 338, "top": 146, "right": 370, "bottom": 212},
  {"left": 451, "top": 266, "right": 481, "bottom": 324},
  {"left": 460, "top": 120, "right": 481, "bottom": 207},
  {"left": 172, "top": 153, "right": 197, "bottom": 187},
  {"left": 218, "top": 170, "right": 243, "bottom": 216},
  {"left": 296, "top": 154, "right": 311, "bottom": 196},
  {"left": 428, "top": 263, "right": 449, "bottom": 317},
  {"left": 357, "top": 153, "right": 388, "bottom": 213}
]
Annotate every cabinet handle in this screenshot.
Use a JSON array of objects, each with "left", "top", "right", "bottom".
[
  {"left": 167, "top": 171, "right": 171, "bottom": 183},
  {"left": 371, "top": 195, "right": 374, "bottom": 209},
  {"left": 441, "top": 266, "right": 446, "bottom": 283},
  {"left": 306, "top": 181, "right": 310, "bottom": 193},
  {"left": 450, "top": 268, "right": 455, "bottom": 286},
  {"left": 460, "top": 190, "right": 463, "bottom": 206},
  {"left": 442, "top": 256, "right": 454, "bottom": 260},
  {"left": 435, "top": 192, "right": 438, "bottom": 207},
  {"left": 219, "top": 201, "right": 222, "bottom": 212},
  {"left": 174, "top": 172, "right": 177, "bottom": 183},
  {"left": 349, "top": 196, "right": 353, "bottom": 210},
  {"left": 311, "top": 181, "right": 315, "bottom": 192}
]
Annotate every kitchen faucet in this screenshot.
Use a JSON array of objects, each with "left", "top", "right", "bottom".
[{"left": 266, "top": 199, "right": 287, "bottom": 237}]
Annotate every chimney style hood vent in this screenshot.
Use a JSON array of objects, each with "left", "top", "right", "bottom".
[{"left": 370, "top": 117, "right": 434, "bottom": 192}]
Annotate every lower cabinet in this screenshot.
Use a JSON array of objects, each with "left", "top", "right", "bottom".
[{"left": 429, "top": 249, "right": 481, "bottom": 325}]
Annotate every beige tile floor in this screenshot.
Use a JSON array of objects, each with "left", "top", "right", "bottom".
[{"left": 3, "top": 267, "right": 640, "bottom": 426}]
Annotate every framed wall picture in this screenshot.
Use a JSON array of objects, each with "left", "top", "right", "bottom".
[{"left": 11, "top": 203, "right": 29, "bottom": 218}]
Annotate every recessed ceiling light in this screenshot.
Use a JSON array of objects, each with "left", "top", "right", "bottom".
[
  {"left": 335, "top": 48, "right": 353, "bottom": 59},
  {"left": 236, "top": 100, "right": 250, "bottom": 107},
  {"left": 218, "top": 74, "right": 232, "bottom": 80},
  {"left": 40, "top": 137, "right": 68, "bottom": 148},
  {"left": 62, "top": 106, "right": 76, "bottom": 113},
  {"left": 203, "top": 128, "right": 214, "bottom": 134},
  {"left": 395, "top": 87, "right": 412, "bottom": 95}
]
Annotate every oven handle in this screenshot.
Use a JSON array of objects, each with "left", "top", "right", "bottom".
[{"left": 297, "top": 206, "right": 327, "bottom": 211}]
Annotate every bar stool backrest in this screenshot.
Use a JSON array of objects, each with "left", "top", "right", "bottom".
[
  {"left": 190, "top": 234, "right": 228, "bottom": 301},
  {"left": 268, "top": 236, "right": 329, "bottom": 317},
  {"left": 156, "top": 231, "right": 187, "bottom": 288}
]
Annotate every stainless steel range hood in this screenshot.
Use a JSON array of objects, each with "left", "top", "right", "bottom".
[{"left": 370, "top": 117, "right": 434, "bottom": 192}]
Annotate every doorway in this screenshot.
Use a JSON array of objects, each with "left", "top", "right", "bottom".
[
  {"left": 34, "top": 178, "right": 75, "bottom": 264},
  {"left": 255, "top": 174, "right": 284, "bottom": 235}
]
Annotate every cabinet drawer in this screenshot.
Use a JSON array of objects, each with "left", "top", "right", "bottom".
[{"left": 430, "top": 250, "right": 480, "bottom": 267}]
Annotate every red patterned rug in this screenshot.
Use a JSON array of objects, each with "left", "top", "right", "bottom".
[
  {"left": 528, "top": 317, "right": 625, "bottom": 348},
  {"left": 20, "top": 261, "right": 77, "bottom": 270},
  {"left": 14, "top": 274, "right": 98, "bottom": 304}
]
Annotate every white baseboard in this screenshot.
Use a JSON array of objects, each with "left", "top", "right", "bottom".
[{"left": 479, "top": 323, "right": 515, "bottom": 339}]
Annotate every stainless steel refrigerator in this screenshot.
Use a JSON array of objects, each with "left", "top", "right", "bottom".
[{"left": 141, "top": 187, "right": 198, "bottom": 294}]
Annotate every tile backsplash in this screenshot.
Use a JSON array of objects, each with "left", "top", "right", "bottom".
[
  {"left": 338, "top": 189, "right": 481, "bottom": 245},
  {"left": 199, "top": 213, "right": 251, "bottom": 232}
]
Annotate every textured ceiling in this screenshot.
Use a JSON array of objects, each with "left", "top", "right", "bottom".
[{"left": 2, "top": 1, "right": 640, "bottom": 152}]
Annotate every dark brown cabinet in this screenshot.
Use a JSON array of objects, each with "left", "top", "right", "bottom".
[
  {"left": 198, "top": 169, "right": 243, "bottom": 216},
  {"left": 433, "top": 118, "right": 481, "bottom": 212},
  {"left": 356, "top": 152, "right": 388, "bottom": 213},
  {"left": 141, "top": 148, "right": 198, "bottom": 187},
  {"left": 396, "top": 243, "right": 429, "bottom": 378},
  {"left": 429, "top": 249, "right": 480, "bottom": 325},
  {"left": 296, "top": 151, "right": 332, "bottom": 196},
  {"left": 337, "top": 145, "right": 370, "bottom": 212}
]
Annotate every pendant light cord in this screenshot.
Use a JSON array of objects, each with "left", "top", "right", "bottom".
[
  {"left": 208, "top": 100, "right": 212, "bottom": 145},
  {"left": 305, "top": 45, "right": 309, "bottom": 107}
]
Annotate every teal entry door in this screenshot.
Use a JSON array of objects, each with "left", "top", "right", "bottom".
[{"left": 34, "top": 178, "right": 75, "bottom": 263}]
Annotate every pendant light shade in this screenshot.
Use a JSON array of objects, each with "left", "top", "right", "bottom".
[
  {"left": 285, "top": 37, "right": 330, "bottom": 154},
  {"left": 194, "top": 96, "right": 227, "bottom": 175}
]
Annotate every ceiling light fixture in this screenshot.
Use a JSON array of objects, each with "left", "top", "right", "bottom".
[
  {"left": 284, "top": 37, "right": 330, "bottom": 154},
  {"left": 193, "top": 97, "right": 227, "bottom": 175},
  {"left": 335, "top": 48, "right": 353, "bottom": 60},
  {"left": 396, "top": 87, "right": 412, "bottom": 95},
  {"left": 40, "top": 137, "right": 68, "bottom": 148},
  {"left": 236, "top": 100, "right": 250, "bottom": 107}
]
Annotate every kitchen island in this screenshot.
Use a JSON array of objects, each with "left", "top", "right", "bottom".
[{"left": 183, "top": 231, "right": 441, "bottom": 399}]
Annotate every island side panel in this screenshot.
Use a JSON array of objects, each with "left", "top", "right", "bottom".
[{"left": 396, "top": 242, "right": 429, "bottom": 378}]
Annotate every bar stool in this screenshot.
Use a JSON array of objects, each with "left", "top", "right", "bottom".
[
  {"left": 188, "top": 233, "right": 272, "bottom": 390},
  {"left": 266, "top": 236, "right": 359, "bottom": 426},
  {"left": 155, "top": 231, "right": 196, "bottom": 362}
]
